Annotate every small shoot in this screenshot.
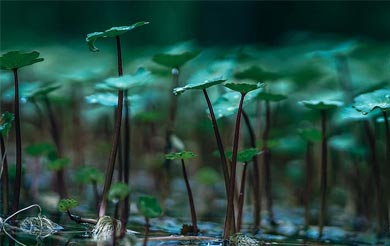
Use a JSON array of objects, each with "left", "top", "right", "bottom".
[
  {"left": 165, "top": 151, "right": 199, "bottom": 234},
  {"left": 75, "top": 166, "right": 104, "bottom": 214},
  {"left": 300, "top": 99, "right": 343, "bottom": 238},
  {"left": 58, "top": 198, "right": 97, "bottom": 225},
  {"left": 1, "top": 50, "right": 44, "bottom": 221},
  {"left": 137, "top": 195, "right": 162, "bottom": 246}
]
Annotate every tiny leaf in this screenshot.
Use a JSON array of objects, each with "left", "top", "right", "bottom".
[
  {"left": 137, "top": 195, "right": 162, "bottom": 218},
  {"left": 75, "top": 166, "right": 104, "bottom": 184},
  {"left": 165, "top": 151, "right": 197, "bottom": 160},
  {"left": 173, "top": 78, "right": 226, "bottom": 96},
  {"left": 224, "top": 82, "right": 264, "bottom": 94},
  {"left": 152, "top": 51, "right": 200, "bottom": 68},
  {"left": 0, "top": 112, "right": 14, "bottom": 137},
  {"left": 25, "top": 143, "right": 55, "bottom": 157},
  {"left": 58, "top": 199, "right": 79, "bottom": 212},
  {"left": 225, "top": 148, "right": 261, "bottom": 163},
  {"left": 0, "top": 51, "right": 44, "bottom": 70},
  {"left": 108, "top": 182, "right": 130, "bottom": 202},
  {"left": 47, "top": 158, "right": 70, "bottom": 171},
  {"left": 86, "top": 21, "right": 149, "bottom": 52}
]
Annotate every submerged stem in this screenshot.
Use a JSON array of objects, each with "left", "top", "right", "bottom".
[{"left": 223, "top": 92, "right": 246, "bottom": 239}]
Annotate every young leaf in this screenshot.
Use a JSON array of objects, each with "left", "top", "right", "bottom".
[
  {"left": 152, "top": 51, "right": 200, "bottom": 68},
  {"left": 0, "top": 51, "right": 44, "bottom": 70},
  {"left": 47, "top": 158, "right": 70, "bottom": 171},
  {"left": 86, "top": 21, "right": 149, "bottom": 52},
  {"left": 353, "top": 88, "right": 390, "bottom": 114},
  {"left": 173, "top": 78, "right": 226, "bottom": 96},
  {"left": 108, "top": 182, "right": 130, "bottom": 202},
  {"left": 0, "top": 112, "right": 14, "bottom": 137},
  {"left": 137, "top": 195, "right": 162, "bottom": 218},
  {"left": 234, "top": 66, "right": 279, "bottom": 82},
  {"left": 224, "top": 82, "right": 264, "bottom": 94},
  {"left": 75, "top": 166, "right": 104, "bottom": 184},
  {"left": 25, "top": 143, "right": 55, "bottom": 157},
  {"left": 225, "top": 148, "right": 261, "bottom": 163},
  {"left": 165, "top": 151, "right": 197, "bottom": 160},
  {"left": 58, "top": 199, "right": 79, "bottom": 212},
  {"left": 300, "top": 100, "right": 343, "bottom": 111}
]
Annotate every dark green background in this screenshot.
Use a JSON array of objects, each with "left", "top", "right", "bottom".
[{"left": 1, "top": 1, "right": 389, "bottom": 50}]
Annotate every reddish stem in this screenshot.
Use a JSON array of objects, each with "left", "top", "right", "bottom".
[
  {"left": 318, "top": 110, "right": 327, "bottom": 238},
  {"left": 237, "top": 162, "right": 248, "bottom": 232},
  {"left": 181, "top": 159, "right": 198, "bottom": 233}
]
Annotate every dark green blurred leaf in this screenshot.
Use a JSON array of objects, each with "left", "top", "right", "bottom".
[
  {"left": 58, "top": 198, "right": 79, "bottom": 212},
  {"left": 0, "top": 51, "right": 44, "bottom": 70},
  {"left": 152, "top": 51, "right": 200, "bottom": 68},
  {"left": 26, "top": 84, "right": 61, "bottom": 99},
  {"left": 298, "top": 128, "right": 322, "bottom": 143},
  {"left": 196, "top": 167, "right": 220, "bottom": 185},
  {"left": 225, "top": 148, "right": 261, "bottom": 163},
  {"left": 165, "top": 151, "right": 196, "bottom": 160},
  {"left": 103, "top": 68, "right": 154, "bottom": 90},
  {"left": 86, "top": 21, "right": 149, "bottom": 52},
  {"left": 255, "top": 92, "right": 287, "bottom": 102},
  {"left": 329, "top": 134, "right": 367, "bottom": 156},
  {"left": 47, "top": 158, "right": 70, "bottom": 171},
  {"left": 300, "top": 100, "right": 343, "bottom": 111},
  {"left": 75, "top": 166, "right": 104, "bottom": 184},
  {"left": 137, "top": 195, "right": 162, "bottom": 218},
  {"left": 0, "top": 112, "right": 14, "bottom": 137},
  {"left": 108, "top": 182, "right": 129, "bottom": 202},
  {"left": 234, "top": 66, "right": 279, "bottom": 82},
  {"left": 353, "top": 88, "right": 390, "bottom": 114},
  {"left": 173, "top": 78, "right": 225, "bottom": 96},
  {"left": 25, "top": 142, "right": 55, "bottom": 157}
]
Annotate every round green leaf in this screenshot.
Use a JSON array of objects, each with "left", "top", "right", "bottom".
[
  {"left": 298, "top": 128, "right": 322, "bottom": 143},
  {"left": 173, "top": 78, "right": 226, "bottom": 96},
  {"left": 75, "top": 166, "right": 104, "bottom": 184},
  {"left": 224, "top": 82, "right": 264, "bottom": 94},
  {"left": 25, "top": 143, "right": 55, "bottom": 157},
  {"left": 137, "top": 195, "right": 162, "bottom": 218},
  {"left": 353, "top": 89, "right": 390, "bottom": 114},
  {"left": 255, "top": 92, "right": 287, "bottom": 102},
  {"left": 152, "top": 50, "right": 200, "bottom": 68},
  {"left": 86, "top": 21, "right": 149, "bottom": 52},
  {"left": 234, "top": 66, "right": 279, "bottom": 82},
  {"left": 58, "top": 198, "right": 79, "bottom": 212},
  {"left": 47, "top": 158, "right": 70, "bottom": 171},
  {"left": 0, "top": 51, "right": 44, "bottom": 70},
  {"left": 226, "top": 148, "right": 261, "bottom": 163},
  {"left": 103, "top": 68, "right": 153, "bottom": 90},
  {"left": 108, "top": 182, "right": 130, "bottom": 202},
  {"left": 300, "top": 100, "right": 343, "bottom": 111},
  {"left": 0, "top": 112, "right": 14, "bottom": 137},
  {"left": 335, "top": 105, "right": 380, "bottom": 123},
  {"left": 165, "top": 151, "right": 197, "bottom": 160}
]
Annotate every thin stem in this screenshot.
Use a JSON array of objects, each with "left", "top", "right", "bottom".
[
  {"left": 202, "top": 89, "right": 229, "bottom": 194},
  {"left": 242, "top": 110, "right": 261, "bottom": 231},
  {"left": 237, "top": 162, "right": 248, "bottom": 232},
  {"left": 223, "top": 92, "right": 246, "bottom": 239},
  {"left": 1, "top": 135, "right": 9, "bottom": 215},
  {"left": 318, "top": 110, "right": 327, "bottom": 238},
  {"left": 262, "top": 100, "right": 275, "bottom": 225},
  {"left": 11, "top": 68, "right": 22, "bottom": 224},
  {"left": 181, "top": 159, "right": 198, "bottom": 233},
  {"left": 304, "top": 142, "right": 313, "bottom": 229},
  {"left": 92, "top": 180, "right": 99, "bottom": 216},
  {"left": 143, "top": 217, "right": 150, "bottom": 246},
  {"left": 383, "top": 111, "right": 390, "bottom": 167},
  {"left": 99, "top": 36, "right": 124, "bottom": 217},
  {"left": 66, "top": 210, "right": 97, "bottom": 225}
]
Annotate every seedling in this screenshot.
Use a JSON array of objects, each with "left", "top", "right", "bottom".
[
  {"left": 165, "top": 151, "right": 199, "bottom": 234},
  {"left": 108, "top": 182, "right": 130, "bottom": 239},
  {"left": 226, "top": 148, "right": 261, "bottom": 232},
  {"left": 58, "top": 198, "right": 97, "bottom": 225},
  {"left": 353, "top": 88, "right": 390, "bottom": 235},
  {"left": 300, "top": 99, "right": 343, "bottom": 238},
  {"left": 0, "top": 112, "right": 14, "bottom": 215},
  {"left": 298, "top": 128, "right": 322, "bottom": 229},
  {"left": 137, "top": 195, "right": 163, "bottom": 246},
  {"left": 222, "top": 82, "right": 263, "bottom": 239},
  {"left": 86, "top": 21, "right": 149, "bottom": 219},
  {"left": 0, "top": 50, "right": 44, "bottom": 221}
]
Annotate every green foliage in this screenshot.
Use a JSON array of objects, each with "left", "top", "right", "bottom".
[
  {"left": 255, "top": 92, "right": 287, "bottom": 102},
  {"left": 86, "top": 21, "right": 149, "bottom": 52},
  {"left": 108, "top": 182, "right": 130, "bottom": 202},
  {"left": 300, "top": 99, "right": 343, "bottom": 111},
  {"left": 25, "top": 143, "right": 55, "bottom": 157},
  {"left": 152, "top": 50, "right": 200, "bottom": 68},
  {"left": 26, "top": 84, "right": 61, "bottom": 99},
  {"left": 173, "top": 78, "right": 226, "bottom": 96},
  {"left": 165, "top": 151, "right": 197, "bottom": 160},
  {"left": 353, "top": 88, "right": 390, "bottom": 114},
  {"left": 103, "top": 68, "right": 153, "bottom": 90},
  {"left": 225, "top": 148, "right": 261, "bottom": 163},
  {"left": 75, "top": 166, "right": 104, "bottom": 184},
  {"left": 224, "top": 82, "right": 264, "bottom": 94},
  {"left": 234, "top": 66, "right": 279, "bottom": 82},
  {"left": 58, "top": 198, "right": 79, "bottom": 212},
  {"left": 0, "top": 112, "right": 14, "bottom": 137},
  {"left": 0, "top": 51, "right": 44, "bottom": 70},
  {"left": 47, "top": 158, "right": 70, "bottom": 171},
  {"left": 335, "top": 105, "right": 380, "bottom": 123},
  {"left": 137, "top": 195, "right": 162, "bottom": 218},
  {"left": 298, "top": 128, "right": 322, "bottom": 143}
]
